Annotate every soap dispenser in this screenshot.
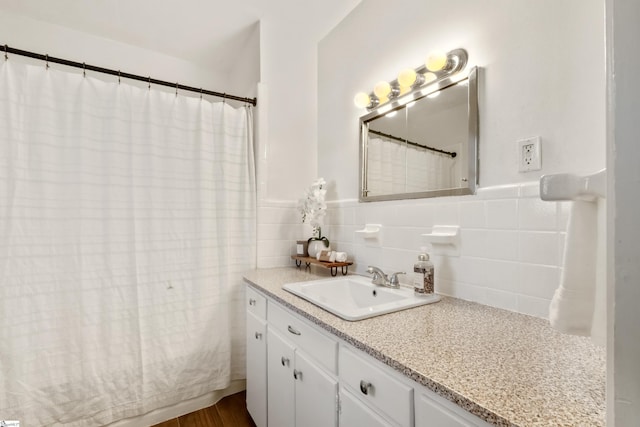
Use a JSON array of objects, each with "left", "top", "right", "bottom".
[{"left": 413, "top": 252, "right": 434, "bottom": 295}]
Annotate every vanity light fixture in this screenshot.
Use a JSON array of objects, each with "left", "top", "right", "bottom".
[
  {"left": 374, "top": 81, "right": 391, "bottom": 98},
  {"left": 353, "top": 48, "right": 468, "bottom": 110},
  {"left": 397, "top": 68, "right": 424, "bottom": 89},
  {"left": 353, "top": 92, "right": 371, "bottom": 109},
  {"left": 423, "top": 72, "right": 437, "bottom": 84},
  {"left": 425, "top": 51, "right": 448, "bottom": 72}
]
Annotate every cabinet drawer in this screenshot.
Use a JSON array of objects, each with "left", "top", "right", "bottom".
[
  {"left": 339, "top": 346, "right": 413, "bottom": 427},
  {"left": 268, "top": 302, "right": 338, "bottom": 374},
  {"left": 246, "top": 286, "right": 267, "bottom": 319},
  {"left": 415, "top": 389, "right": 492, "bottom": 427}
]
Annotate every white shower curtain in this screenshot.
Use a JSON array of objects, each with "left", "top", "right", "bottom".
[
  {"left": 367, "top": 136, "right": 456, "bottom": 195},
  {"left": 0, "top": 60, "right": 256, "bottom": 426}
]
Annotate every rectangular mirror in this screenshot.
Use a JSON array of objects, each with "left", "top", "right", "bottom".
[{"left": 359, "top": 66, "right": 479, "bottom": 202}]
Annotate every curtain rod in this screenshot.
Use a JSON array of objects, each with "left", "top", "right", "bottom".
[
  {"left": 368, "top": 129, "right": 457, "bottom": 158},
  {"left": 2, "top": 43, "right": 257, "bottom": 106}
]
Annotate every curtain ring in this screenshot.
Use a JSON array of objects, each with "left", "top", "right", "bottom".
[
  {"left": 222, "top": 93, "right": 226, "bottom": 104},
  {"left": 45, "top": 54, "right": 49, "bottom": 69},
  {"left": 118, "top": 70, "right": 121, "bottom": 84},
  {"left": 82, "top": 62, "right": 86, "bottom": 78},
  {"left": 175, "top": 82, "right": 178, "bottom": 97},
  {"left": 148, "top": 76, "right": 151, "bottom": 90},
  {"left": 200, "top": 88, "right": 203, "bottom": 100},
  {"left": 4, "top": 44, "right": 8, "bottom": 61}
]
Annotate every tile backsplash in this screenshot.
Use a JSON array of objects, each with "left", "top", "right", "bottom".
[{"left": 257, "top": 181, "right": 570, "bottom": 319}]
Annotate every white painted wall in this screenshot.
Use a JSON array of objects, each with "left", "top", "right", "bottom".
[
  {"left": 255, "top": 2, "right": 361, "bottom": 202},
  {"left": 269, "top": 0, "right": 607, "bottom": 320},
  {"left": 0, "top": 10, "right": 258, "bottom": 99},
  {"left": 319, "top": 0, "right": 605, "bottom": 198}
]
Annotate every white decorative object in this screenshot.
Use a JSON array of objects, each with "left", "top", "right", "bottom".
[
  {"left": 308, "top": 240, "right": 328, "bottom": 258},
  {"left": 355, "top": 224, "right": 382, "bottom": 238},
  {"left": 298, "top": 177, "right": 330, "bottom": 252},
  {"left": 335, "top": 252, "right": 348, "bottom": 262},
  {"left": 297, "top": 177, "right": 327, "bottom": 228}
]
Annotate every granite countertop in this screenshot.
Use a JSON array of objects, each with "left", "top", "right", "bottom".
[{"left": 243, "top": 267, "right": 606, "bottom": 427}]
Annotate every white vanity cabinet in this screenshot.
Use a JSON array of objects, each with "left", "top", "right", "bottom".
[
  {"left": 267, "top": 302, "right": 339, "bottom": 427},
  {"left": 245, "top": 286, "right": 267, "bottom": 427},
  {"left": 244, "top": 283, "right": 492, "bottom": 427}
]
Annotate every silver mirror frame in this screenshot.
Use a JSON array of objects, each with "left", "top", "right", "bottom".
[{"left": 359, "top": 66, "right": 479, "bottom": 202}]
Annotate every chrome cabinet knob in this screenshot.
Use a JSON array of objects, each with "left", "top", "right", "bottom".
[
  {"left": 249, "top": 298, "right": 256, "bottom": 306},
  {"left": 293, "top": 369, "right": 302, "bottom": 380},
  {"left": 254, "top": 332, "right": 262, "bottom": 340},
  {"left": 359, "top": 380, "right": 372, "bottom": 395},
  {"left": 287, "top": 325, "right": 301, "bottom": 336},
  {"left": 281, "top": 357, "right": 290, "bottom": 367}
]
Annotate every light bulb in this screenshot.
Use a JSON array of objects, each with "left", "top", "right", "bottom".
[
  {"left": 374, "top": 81, "right": 392, "bottom": 99},
  {"left": 423, "top": 72, "right": 437, "bottom": 84},
  {"left": 397, "top": 68, "right": 417, "bottom": 88},
  {"left": 426, "top": 51, "right": 448, "bottom": 72},
  {"left": 353, "top": 92, "right": 371, "bottom": 109}
]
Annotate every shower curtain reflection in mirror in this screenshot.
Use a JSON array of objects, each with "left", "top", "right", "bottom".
[
  {"left": 366, "top": 136, "right": 459, "bottom": 196},
  {"left": 0, "top": 60, "right": 256, "bottom": 426}
]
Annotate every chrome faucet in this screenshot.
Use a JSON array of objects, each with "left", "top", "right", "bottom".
[{"left": 366, "top": 266, "right": 405, "bottom": 289}]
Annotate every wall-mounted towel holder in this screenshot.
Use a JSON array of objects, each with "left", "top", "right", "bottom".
[{"left": 540, "top": 169, "right": 606, "bottom": 201}]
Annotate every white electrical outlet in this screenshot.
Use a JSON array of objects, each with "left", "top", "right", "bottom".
[{"left": 517, "top": 136, "right": 541, "bottom": 172}]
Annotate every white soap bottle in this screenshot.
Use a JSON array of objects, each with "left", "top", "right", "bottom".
[{"left": 413, "top": 253, "right": 434, "bottom": 295}]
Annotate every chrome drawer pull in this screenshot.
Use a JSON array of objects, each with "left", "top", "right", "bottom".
[
  {"left": 249, "top": 298, "right": 256, "bottom": 306},
  {"left": 281, "top": 357, "right": 290, "bottom": 367},
  {"left": 293, "top": 369, "right": 302, "bottom": 380},
  {"left": 287, "top": 325, "right": 301, "bottom": 336},
  {"left": 359, "top": 380, "right": 372, "bottom": 395},
  {"left": 254, "top": 332, "right": 262, "bottom": 340}
]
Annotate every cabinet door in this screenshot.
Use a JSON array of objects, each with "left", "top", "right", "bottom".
[
  {"left": 340, "top": 387, "right": 394, "bottom": 427},
  {"left": 294, "top": 350, "right": 338, "bottom": 427},
  {"left": 267, "top": 328, "right": 295, "bottom": 427},
  {"left": 246, "top": 312, "right": 267, "bottom": 427}
]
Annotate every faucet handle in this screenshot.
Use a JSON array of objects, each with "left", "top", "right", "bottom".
[
  {"left": 389, "top": 272, "right": 406, "bottom": 286},
  {"left": 367, "top": 266, "right": 383, "bottom": 277}
]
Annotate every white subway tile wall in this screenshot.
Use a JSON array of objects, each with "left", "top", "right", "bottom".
[{"left": 257, "top": 182, "right": 567, "bottom": 319}]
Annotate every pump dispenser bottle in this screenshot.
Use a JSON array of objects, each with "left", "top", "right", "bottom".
[{"left": 413, "top": 252, "right": 434, "bottom": 295}]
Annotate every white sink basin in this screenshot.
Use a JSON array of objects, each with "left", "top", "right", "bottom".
[{"left": 282, "top": 275, "right": 440, "bottom": 321}]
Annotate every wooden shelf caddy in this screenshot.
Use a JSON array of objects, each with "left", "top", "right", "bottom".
[{"left": 291, "top": 255, "right": 353, "bottom": 276}]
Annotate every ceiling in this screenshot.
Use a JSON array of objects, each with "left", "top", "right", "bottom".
[{"left": 0, "top": 0, "right": 361, "bottom": 71}]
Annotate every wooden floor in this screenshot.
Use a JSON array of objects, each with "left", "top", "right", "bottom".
[{"left": 151, "top": 391, "right": 256, "bottom": 427}]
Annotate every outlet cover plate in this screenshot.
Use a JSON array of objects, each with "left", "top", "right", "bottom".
[{"left": 518, "top": 136, "right": 541, "bottom": 172}]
